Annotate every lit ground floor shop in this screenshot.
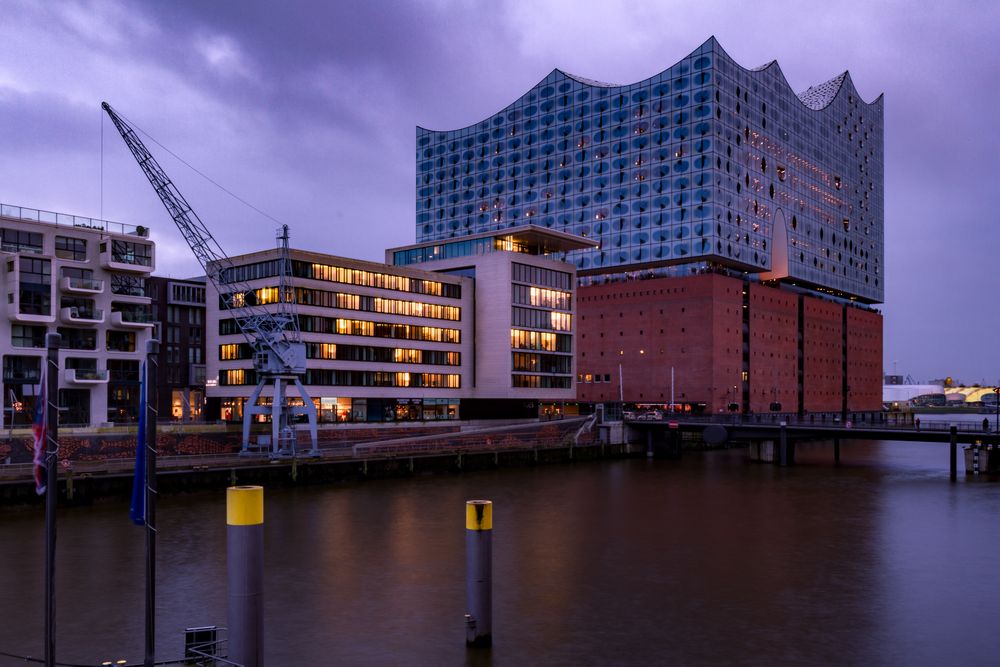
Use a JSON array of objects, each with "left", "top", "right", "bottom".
[{"left": 206, "top": 395, "right": 581, "bottom": 423}]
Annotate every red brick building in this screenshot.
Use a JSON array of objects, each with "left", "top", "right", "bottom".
[{"left": 576, "top": 273, "right": 882, "bottom": 414}]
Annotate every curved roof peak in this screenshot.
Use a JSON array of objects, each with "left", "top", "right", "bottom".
[
  {"left": 797, "top": 71, "right": 850, "bottom": 110},
  {"left": 418, "top": 38, "right": 881, "bottom": 133},
  {"left": 555, "top": 68, "right": 621, "bottom": 88}
]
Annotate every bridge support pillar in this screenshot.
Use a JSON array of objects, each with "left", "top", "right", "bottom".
[
  {"left": 949, "top": 425, "right": 957, "bottom": 482},
  {"left": 834, "top": 438, "right": 840, "bottom": 466}
]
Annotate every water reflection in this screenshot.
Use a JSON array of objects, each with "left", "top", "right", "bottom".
[{"left": 1, "top": 439, "right": 999, "bottom": 665}]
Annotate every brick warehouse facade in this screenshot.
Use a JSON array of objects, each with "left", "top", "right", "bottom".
[{"left": 577, "top": 273, "right": 882, "bottom": 413}]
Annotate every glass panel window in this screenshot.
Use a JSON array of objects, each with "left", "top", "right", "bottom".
[
  {"left": 2, "top": 229, "right": 43, "bottom": 254},
  {"left": 106, "top": 330, "right": 136, "bottom": 352},
  {"left": 18, "top": 257, "right": 51, "bottom": 315},
  {"left": 109, "top": 240, "right": 153, "bottom": 266},
  {"left": 55, "top": 236, "right": 87, "bottom": 261},
  {"left": 12, "top": 324, "right": 46, "bottom": 348},
  {"left": 57, "top": 327, "right": 97, "bottom": 350}
]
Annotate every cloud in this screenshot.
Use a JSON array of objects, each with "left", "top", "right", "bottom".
[
  {"left": 195, "top": 33, "right": 252, "bottom": 80},
  {"left": 1, "top": 0, "right": 1000, "bottom": 380}
]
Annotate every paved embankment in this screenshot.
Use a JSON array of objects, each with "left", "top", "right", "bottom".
[{"left": 0, "top": 417, "right": 625, "bottom": 506}]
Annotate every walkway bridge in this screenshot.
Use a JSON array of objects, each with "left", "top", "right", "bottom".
[{"left": 624, "top": 414, "right": 1000, "bottom": 480}]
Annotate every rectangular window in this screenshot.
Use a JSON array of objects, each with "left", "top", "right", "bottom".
[
  {"left": 110, "top": 273, "right": 146, "bottom": 296},
  {"left": 18, "top": 257, "right": 51, "bottom": 315},
  {"left": 511, "top": 307, "right": 572, "bottom": 332},
  {"left": 512, "top": 262, "right": 571, "bottom": 290},
  {"left": 106, "top": 330, "right": 136, "bottom": 352},
  {"left": 2, "top": 229, "right": 44, "bottom": 254},
  {"left": 55, "top": 236, "right": 87, "bottom": 261},
  {"left": 12, "top": 324, "right": 46, "bottom": 348},
  {"left": 3, "top": 355, "right": 41, "bottom": 383},
  {"left": 219, "top": 343, "right": 249, "bottom": 360},
  {"left": 58, "top": 327, "right": 97, "bottom": 351},
  {"left": 110, "top": 240, "right": 153, "bottom": 266},
  {"left": 512, "top": 284, "right": 572, "bottom": 311}
]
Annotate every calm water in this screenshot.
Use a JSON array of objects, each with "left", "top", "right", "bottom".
[{"left": 2, "top": 434, "right": 1000, "bottom": 666}]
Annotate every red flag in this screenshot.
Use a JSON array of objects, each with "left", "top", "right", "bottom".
[{"left": 32, "top": 371, "right": 46, "bottom": 495}]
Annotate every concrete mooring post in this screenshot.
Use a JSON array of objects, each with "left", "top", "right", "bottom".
[
  {"left": 778, "top": 421, "right": 789, "bottom": 467},
  {"left": 465, "top": 500, "right": 493, "bottom": 648},
  {"left": 228, "top": 486, "right": 264, "bottom": 667},
  {"left": 949, "top": 425, "right": 958, "bottom": 482}
]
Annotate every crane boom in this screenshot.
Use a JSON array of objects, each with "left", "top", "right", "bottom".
[
  {"left": 101, "top": 102, "right": 302, "bottom": 371},
  {"left": 102, "top": 101, "right": 317, "bottom": 455}
]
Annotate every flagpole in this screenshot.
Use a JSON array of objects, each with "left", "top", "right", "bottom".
[
  {"left": 44, "top": 332, "right": 61, "bottom": 667},
  {"left": 144, "top": 340, "right": 159, "bottom": 667}
]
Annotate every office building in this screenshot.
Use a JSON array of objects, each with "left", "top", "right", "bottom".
[
  {"left": 388, "top": 225, "right": 587, "bottom": 411},
  {"left": 146, "top": 276, "right": 207, "bottom": 421},
  {"left": 206, "top": 230, "right": 580, "bottom": 422}
]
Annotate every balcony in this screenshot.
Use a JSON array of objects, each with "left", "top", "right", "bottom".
[
  {"left": 111, "top": 310, "right": 155, "bottom": 328},
  {"left": 7, "top": 299, "right": 55, "bottom": 325},
  {"left": 64, "top": 368, "right": 109, "bottom": 385},
  {"left": 61, "top": 306, "right": 105, "bottom": 325},
  {"left": 59, "top": 276, "right": 104, "bottom": 295},
  {"left": 99, "top": 237, "right": 155, "bottom": 274}
]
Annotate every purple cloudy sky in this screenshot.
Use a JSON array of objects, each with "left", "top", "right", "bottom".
[{"left": 1, "top": 0, "right": 998, "bottom": 383}]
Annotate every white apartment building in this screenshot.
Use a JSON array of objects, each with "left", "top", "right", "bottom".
[{"left": 0, "top": 203, "right": 155, "bottom": 426}]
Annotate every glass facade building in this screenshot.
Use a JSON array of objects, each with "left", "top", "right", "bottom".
[{"left": 415, "top": 37, "right": 883, "bottom": 304}]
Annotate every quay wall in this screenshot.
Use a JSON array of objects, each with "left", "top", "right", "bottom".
[{"left": 0, "top": 441, "right": 639, "bottom": 506}]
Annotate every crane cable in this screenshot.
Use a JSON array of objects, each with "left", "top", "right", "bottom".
[{"left": 100, "top": 107, "right": 288, "bottom": 229}]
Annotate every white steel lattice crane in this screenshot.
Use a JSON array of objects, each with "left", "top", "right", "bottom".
[{"left": 102, "top": 102, "right": 318, "bottom": 456}]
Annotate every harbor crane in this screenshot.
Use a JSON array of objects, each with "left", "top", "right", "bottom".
[{"left": 101, "top": 102, "right": 318, "bottom": 456}]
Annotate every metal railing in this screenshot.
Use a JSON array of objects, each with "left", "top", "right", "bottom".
[
  {"left": 64, "top": 276, "right": 104, "bottom": 291},
  {"left": 628, "top": 412, "right": 997, "bottom": 433},
  {"left": 115, "top": 309, "right": 153, "bottom": 323},
  {"left": 110, "top": 251, "right": 153, "bottom": 266},
  {"left": 0, "top": 202, "right": 148, "bottom": 237},
  {"left": 65, "top": 306, "right": 104, "bottom": 321},
  {"left": 68, "top": 368, "right": 109, "bottom": 381}
]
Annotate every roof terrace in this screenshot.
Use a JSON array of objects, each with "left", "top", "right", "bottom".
[{"left": 0, "top": 202, "right": 149, "bottom": 238}]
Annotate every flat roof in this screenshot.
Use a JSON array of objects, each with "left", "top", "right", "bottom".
[
  {"left": 388, "top": 224, "right": 598, "bottom": 255},
  {"left": 212, "top": 247, "right": 470, "bottom": 284},
  {"left": 0, "top": 201, "right": 149, "bottom": 238}
]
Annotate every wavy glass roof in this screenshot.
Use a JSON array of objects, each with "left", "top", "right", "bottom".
[{"left": 415, "top": 37, "right": 885, "bottom": 303}]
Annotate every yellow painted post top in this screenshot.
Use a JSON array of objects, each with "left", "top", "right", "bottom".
[
  {"left": 466, "top": 500, "right": 492, "bottom": 531},
  {"left": 227, "top": 486, "right": 264, "bottom": 526}
]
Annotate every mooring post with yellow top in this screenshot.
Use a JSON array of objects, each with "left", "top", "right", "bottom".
[
  {"left": 228, "top": 486, "right": 264, "bottom": 667},
  {"left": 465, "top": 499, "right": 493, "bottom": 648}
]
